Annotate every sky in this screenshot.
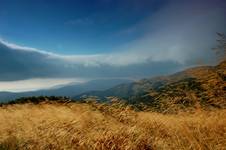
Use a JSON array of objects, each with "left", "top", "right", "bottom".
[{"left": 0, "top": 0, "right": 226, "bottom": 92}]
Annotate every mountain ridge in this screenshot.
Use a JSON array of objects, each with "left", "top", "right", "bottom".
[
  {"left": 0, "top": 78, "right": 132, "bottom": 102},
  {"left": 75, "top": 60, "right": 226, "bottom": 112}
]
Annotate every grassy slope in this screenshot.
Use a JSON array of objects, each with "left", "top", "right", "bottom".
[
  {"left": 0, "top": 102, "right": 225, "bottom": 150},
  {"left": 0, "top": 61, "right": 225, "bottom": 150},
  {"left": 148, "top": 60, "right": 226, "bottom": 112},
  {"left": 76, "top": 60, "right": 226, "bottom": 113}
]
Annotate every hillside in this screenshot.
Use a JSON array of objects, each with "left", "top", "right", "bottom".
[
  {"left": 0, "top": 102, "right": 225, "bottom": 150},
  {"left": 0, "top": 61, "right": 225, "bottom": 150},
  {"left": 75, "top": 60, "right": 226, "bottom": 112}
]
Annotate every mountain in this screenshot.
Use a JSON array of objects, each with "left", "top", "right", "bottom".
[
  {"left": 0, "top": 78, "right": 132, "bottom": 102},
  {"left": 75, "top": 60, "right": 226, "bottom": 112}
]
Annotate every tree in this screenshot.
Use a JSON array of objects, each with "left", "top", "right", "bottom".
[{"left": 212, "top": 32, "right": 226, "bottom": 60}]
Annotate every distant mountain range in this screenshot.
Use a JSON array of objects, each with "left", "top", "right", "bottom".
[
  {"left": 1, "top": 60, "right": 225, "bottom": 112},
  {"left": 75, "top": 60, "right": 226, "bottom": 112},
  {"left": 0, "top": 79, "right": 132, "bottom": 102}
]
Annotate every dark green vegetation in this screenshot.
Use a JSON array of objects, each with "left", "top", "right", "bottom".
[{"left": 3, "top": 96, "right": 71, "bottom": 105}]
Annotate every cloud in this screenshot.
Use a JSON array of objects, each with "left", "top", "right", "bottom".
[
  {"left": 0, "top": 39, "right": 60, "bottom": 81},
  {"left": 0, "top": 0, "right": 225, "bottom": 82},
  {"left": 0, "top": 78, "right": 84, "bottom": 92},
  {"left": 113, "top": 0, "right": 226, "bottom": 65},
  {"left": 65, "top": 17, "right": 94, "bottom": 26},
  {"left": 0, "top": 39, "right": 182, "bottom": 81},
  {"left": 0, "top": 38, "right": 53, "bottom": 55}
]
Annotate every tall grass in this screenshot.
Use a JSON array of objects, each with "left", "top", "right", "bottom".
[{"left": 0, "top": 101, "right": 225, "bottom": 150}]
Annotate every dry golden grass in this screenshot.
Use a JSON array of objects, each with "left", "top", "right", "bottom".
[{"left": 0, "top": 102, "right": 225, "bottom": 150}]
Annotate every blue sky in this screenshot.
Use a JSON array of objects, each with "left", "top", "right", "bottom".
[
  {"left": 0, "top": 0, "right": 226, "bottom": 91},
  {"left": 0, "top": 0, "right": 167, "bottom": 54}
]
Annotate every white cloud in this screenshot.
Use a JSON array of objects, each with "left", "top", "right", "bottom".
[
  {"left": 65, "top": 17, "right": 94, "bottom": 26},
  {"left": 0, "top": 38, "right": 156, "bottom": 67},
  {"left": 0, "top": 78, "right": 85, "bottom": 92},
  {"left": 110, "top": 0, "right": 226, "bottom": 65},
  {"left": 1, "top": 0, "right": 225, "bottom": 68},
  {"left": 0, "top": 38, "right": 54, "bottom": 55},
  {"left": 0, "top": 0, "right": 225, "bottom": 82}
]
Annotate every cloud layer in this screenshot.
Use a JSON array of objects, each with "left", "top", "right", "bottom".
[
  {"left": 0, "top": 0, "right": 225, "bottom": 82},
  {"left": 0, "top": 38, "right": 182, "bottom": 81},
  {"left": 0, "top": 78, "right": 84, "bottom": 92}
]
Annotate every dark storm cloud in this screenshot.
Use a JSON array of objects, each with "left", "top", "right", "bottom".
[{"left": 0, "top": 40, "right": 60, "bottom": 81}]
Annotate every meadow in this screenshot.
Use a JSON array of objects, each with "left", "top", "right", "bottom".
[{"left": 0, "top": 101, "right": 225, "bottom": 150}]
